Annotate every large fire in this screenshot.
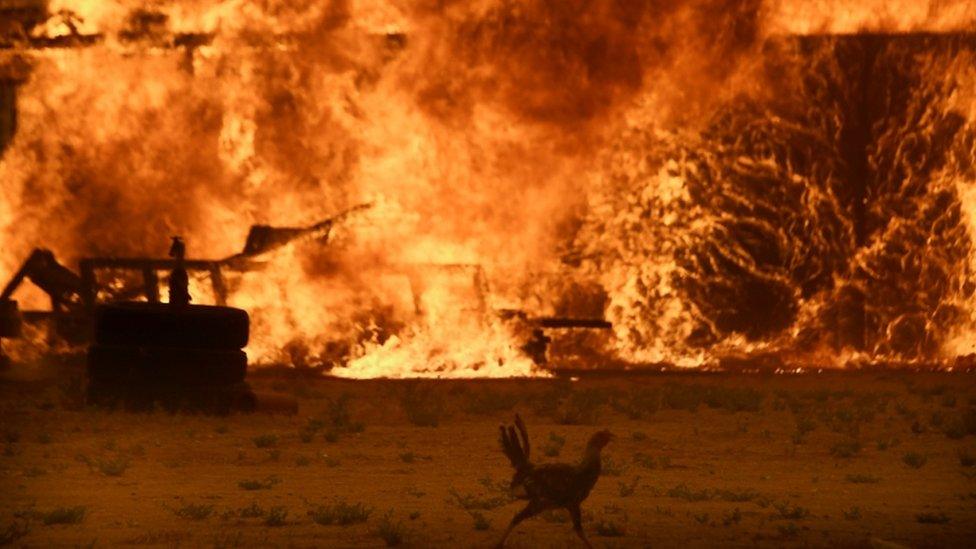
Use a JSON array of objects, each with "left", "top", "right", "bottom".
[{"left": 1, "top": 1, "right": 976, "bottom": 376}]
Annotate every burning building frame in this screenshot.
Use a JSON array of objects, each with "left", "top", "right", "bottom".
[{"left": 2, "top": 1, "right": 976, "bottom": 377}]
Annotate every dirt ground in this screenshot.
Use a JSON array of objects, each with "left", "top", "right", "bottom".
[{"left": 1, "top": 365, "right": 975, "bottom": 548}]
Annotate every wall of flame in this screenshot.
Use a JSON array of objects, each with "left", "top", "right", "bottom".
[{"left": 1, "top": 1, "right": 976, "bottom": 375}]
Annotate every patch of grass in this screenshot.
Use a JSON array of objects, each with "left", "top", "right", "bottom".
[
  {"left": 263, "top": 506, "right": 288, "bottom": 527},
  {"left": 24, "top": 466, "right": 46, "bottom": 478},
  {"left": 594, "top": 517, "right": 625, "bottom": 537},
  {"left": 843, "top": 506, "right": 862, "bottom": 520},
  {"left": 238, "top": 476, "right": 280, "bottom": 490},
  {"left": 958, "top": 449, "right": 975, "bottom": 467},
  {"left": 667, "top": 484, "right": 711, "bottom": 502},
  {"left": 307, "top": 501, "right": 372, "bottom": 526},
  {"left": 323, "top": 393, "right": 366, "bottom": 434},
  {"left": 845, "top": 474, "right": 880, "bottom": 484},
  {"left": 916, "top": 512, "right": 950, "bottom": 524},
  {"left": 460, "top": 389, "right": 520, "bottom": 415},
  {"left": 95, "top": 457, "right": 129, "bottom": 477},
  {"left": 296, "top": 455, "right": 311, "bottom": 467},
  {"left": 449, "top": 488, "right": 508, "bottom": 511},
  {"left": 903, "top": 452, "right": 928, "bottom": 469},
  {"left": 376, "top": 511, "right": 405, "bottom": 546},
  {"left": 36, "top": 432, "right": 52, "bottom": 444},
  {"left": 602, "top": 456, "right": 627, "bottom": 477},
  {"left": 662, "top": 383, "right": 704, "bottom": 412},
  {"left": 541, "top": 510, "right": 568, "bottom": 523},
  {"left": 399, "top": 452, "right": 416, "bottom": 464},
  {"left": 773, "top": 502, "right": 809, "bottom": 520},
  {"left": 830, "top": 439, "right": 862, "bottom": 459},
  {"left": 252, "top": 434, "right": 278, "bottom": 448},
  {"left": 41, "top": 506, "right": 87, "bottom": 525},
  {"left": 239, "top": 503, "right": 264, "bottom": 518},
  {"left": 793, "top": 416, "right": 816, "bottom": 443},
  {"left": 612, "top": 388, "right": 660, "bottom": 420},
  {"left": 125, "top": 529, "right": 184, "bottom": 545},
  {"left": 173, "top": 504, "right": 214, "bottom": 521},
  {"left": 554, "top": 389, "right": 609, "bottom": 425},
  {"left": 633, "top": 452, "right": 670, "bottom": 470},
  {"left": 692, "top": 512, "right": 709, "bottom": 524},
  {"left": 543, "top": 432, "right": 565, "bottom": 457},
  {"left": 776, "top": 522, "right": 799, "bottom": 537},
  {"left": 325, "top": 455, "right": 341, "bottom": 468},
  {"left": 704, "top": 386, "right": 764, "bottom": 412},
  {"left": 470, "top": 511, "right": 490, "bottom": 530},
  {"left": 876, "top": 437, "right": 899, "bottom": 451},
  {"left": 618, "top": 477, "right": 640, "bottom": 497},
  {"left": 722, "top": 508, "right": 742, "bottom": 526},
  {"left": 400, "top": 386, "right": 445, "bottom": 427},
  {"left": 631, "top": 431, "right": 648, "bottom": 442},
  {"left": 713, "top": 488, "right": 759, "bottom": 503}
]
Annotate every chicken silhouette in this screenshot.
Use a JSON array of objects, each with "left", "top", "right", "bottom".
[{"left": 497, "top": 414, "right": 613, "bottom": 548}]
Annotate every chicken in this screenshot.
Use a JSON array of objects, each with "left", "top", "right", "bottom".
[{"left": 496, "top": 414, "right": 613, "bottom": 548}]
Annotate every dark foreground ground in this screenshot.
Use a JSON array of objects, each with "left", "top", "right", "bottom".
[{"left": 1, "top": 365, "right": 975, "bottom": 548}]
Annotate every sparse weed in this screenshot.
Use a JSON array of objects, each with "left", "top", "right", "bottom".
[
  {"left": 958, "top": 449, "right": 975, "bottom": 467},
  {"left": 541, "top": 510, "right": 568, "bottom": 523},
  {"left": 692, "top": 512, "right": 709, "bottom": 524},
  {"left": 876, "top": 437, "right": 899, "bottom": 451},
  {"left": 667, "top": 484, "right": 710, "bottom": 502},
  {"left": 903, "top": 452, "right": 928, "bottom": 469},
  {"left": 773, "top": 502, "right": 809, "bottom": 520},
  {"left": 470, "top": 511, "right": 490, "bottom": 530},
  {"left": 41, "top": 506, "right": 86, "bottom": 525},
  {"left": 95, "top": 457, "right": 129, "bottom": 477},
  {"left": 252, "top": 434, "right": 278, "bottom": 448},
  {"left": 618, "top": 477, "right": 640, "bottom": 497},
  {"left": 776, "top": 522, "right": 799, "bottom": 537},
  {"left": 845, "top": 474, "right": 880, "bottom": 484},
  {"left": 401, "top": 386, "right": 445, "bottom": 427},
  {"left": 376, "top": 511, "right": 405, "bottom": 546},
  {"left": 125, "top": 530, "right": 184, "bottom": 544},
  {"left": 916, "top": 512, "right": 950, "bottom": 524},
  {"left": 722, "top": 508, "right": 742, "bottom": 526},
  {"left": 554, "top": 389, "right": 609, "bottom": 425},
  {"left": 543, "top": 432, "right": 565, "bottom": 457},
  {"left": 830, "top": 439, "right": 862, "bottom": 458},
  {"left": 239, "top": 502, "right": 264, "bottom": 518},
  {"left": 461, "top": 389, "right": 520, "bottom": 415},
  {"left": 238, "top": 476, "right": 280, "bottom": 491},
  {"left": 307, "top": 501, "right": 372, "bottom": 526},
  {"left": 602, "top": 456, "right": 627, "bottom": 477},
  {"left": 264, "top": 506, "right": 288, "bottom": 527},
  {"left": 843, "top": 506, "right": 862, "bottom": 520},
  {"left": 612, "top": 388, "right": 661, "bottom": 420},
  {"left": 449, "top": 488, "right": 508, "bottom": 510},
  {"left": 594, "top": 517, "right": 625, "bottom": 537},
  {"left": 173, "top": 503, "right": 214, "bottom": 521},
  {"left": 633, "top": 452, "right": 670, "bottom": 470}
]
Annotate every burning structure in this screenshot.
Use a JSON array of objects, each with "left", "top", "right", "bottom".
[{"left": 2, "top": 1, "right": 976, "bottom": 376}]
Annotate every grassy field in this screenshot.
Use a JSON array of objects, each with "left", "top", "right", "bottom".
[{"left": 1, "top": 366, "right": 975, "bottom": 547}]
